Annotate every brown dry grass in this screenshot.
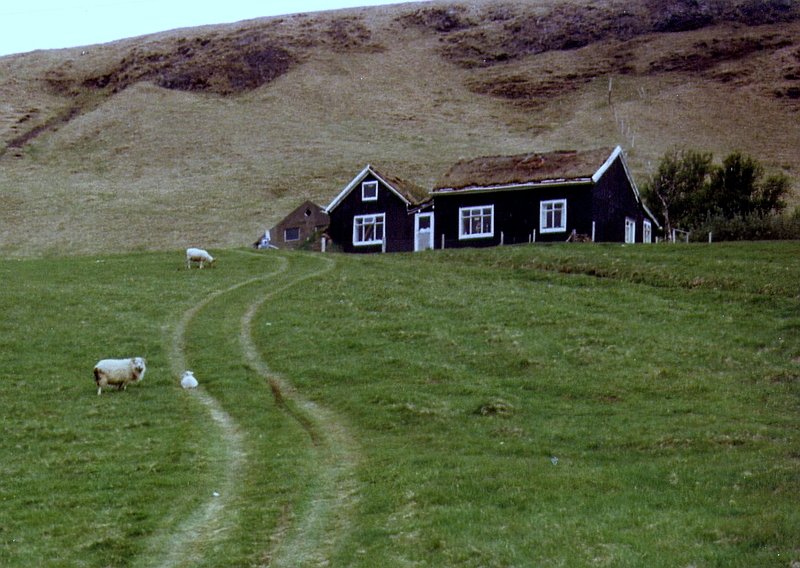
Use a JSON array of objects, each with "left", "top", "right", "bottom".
[{"left": 0, "top": 0, "right": 798, "bottom": 256}]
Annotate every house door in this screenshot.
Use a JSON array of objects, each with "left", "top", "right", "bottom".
[
  {"left": 415, "top": 212, "right": 434, "bottom": 251},
  {"left": 625, "top": 217, "right": 636, "bottom": 243}
]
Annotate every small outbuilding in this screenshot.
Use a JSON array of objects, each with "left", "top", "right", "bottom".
[{"left": 266, "top": 200, "right": 329, "bottom": 251}]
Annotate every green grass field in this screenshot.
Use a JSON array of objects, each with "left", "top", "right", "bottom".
[{"left": 1, "top": 242, "right": 798, "bottom": 567}]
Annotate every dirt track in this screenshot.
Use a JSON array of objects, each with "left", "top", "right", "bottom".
[{"left": 150, "top": 251, "right": 359, "bottom": 566}]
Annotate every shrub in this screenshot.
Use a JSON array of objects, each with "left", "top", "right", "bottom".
[{"left": 690, "top": 208, "right": 800, "bottom": 241}]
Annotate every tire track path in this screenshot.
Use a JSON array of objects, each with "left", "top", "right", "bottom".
[
  {"left": 238, "top": 255, "right": 362, "bottom": 567},
  {"left": 147, "top": 254, "right": 289, "bottom": 568},
  {"left": 149, "top": 252, "right": 361, "bottom": 567}
]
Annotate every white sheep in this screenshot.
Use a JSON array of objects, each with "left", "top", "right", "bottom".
[
  {"left": 93, "top": 357, "right": 146, "bottom": 395},
  {"left": 186, "top": 247, "right": 215, "bottom": 269},
  {"left": 180, "top": 370, "right": 198, "bottom": 389}
]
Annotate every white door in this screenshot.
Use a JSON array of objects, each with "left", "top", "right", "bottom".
[
  {"left": 415, "top": 212, "right": 434, "bottom": 251},
  {"left": 625, "top": 217, "right": 636, "bottom": 243}
]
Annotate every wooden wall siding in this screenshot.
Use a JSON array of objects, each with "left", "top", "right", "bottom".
[
  {"left": 591, "top": 155, "right": 646, "bottom": 243},
  {"left": 434, "top": 183, "right": 594, "bottom": 249},
  {"left": 327, "top": 173, "right": 416, "bottom": 253}
]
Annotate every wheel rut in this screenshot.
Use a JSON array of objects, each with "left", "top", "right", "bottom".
[
  {"left": 149, "top": 252, "right": 360, "bottom": 567},
  {"left": 147, "top": 254, "right": 289, "bottom": 568},
  {"left": 239, "top": 255, "right": 362, "bottom": 567}
]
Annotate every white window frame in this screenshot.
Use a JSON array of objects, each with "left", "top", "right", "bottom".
[
  {"left": 362, "top": 180, "right": 378, "bottom": 202},
  {"left": 540, "top": 199, "right": 567, "bottom": 233},
  {"left": 625, "top": 217, "right": 636, "bottom": 244},
  {"left": 353, "top": 213, "right": 385, "bottom": 246},
  {"left": 643, "top": 219, "right": 652, "bottom": 244},
  {"left": 459, "top": 205, "right": 494, "bottom": 240}
]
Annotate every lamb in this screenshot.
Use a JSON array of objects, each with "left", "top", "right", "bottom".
[
  {"left": 180, "top": 370, "right": 198, "bottom": 389},
  {"left": 93, "top": 357, "right": 146, "bottom": 395},
  {"left": 186, "top": 247, "right": 215, "bottom": 269}
]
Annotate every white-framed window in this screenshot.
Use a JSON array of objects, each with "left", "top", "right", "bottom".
[
  {"left": 353, "top": 213, "right": 385, "bottom": 246},
  {"left": 625, "top": 217, "right": 636, "bottom": 243},
  {"left": 540, "top": 199, "right": 567, "bottom": 233},
  {"left": 284, "top": 227, "right": 300, "bottom": 241},
  {"left": 643, "top": 219, "right": 652, "bottom": 244},
  {"left": 362, "top": 180, "right": 378, "bottom": 201},
  {"left": 459, "top": 205, "right": 494, "bottom": 239}
]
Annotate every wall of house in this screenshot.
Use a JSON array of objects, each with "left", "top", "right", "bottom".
[
  {"left": 327, "top": 173, "right": 416, "bottom": 253},
  {"left": 591, "top": 156, "right": 648, "bottom": 242},
  {"left": 433, "top": 183, "right": 594, "bottom": 249}
]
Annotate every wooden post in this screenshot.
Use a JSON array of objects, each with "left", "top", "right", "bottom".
[
  {"left": 533, "top": 229, "right": 536, "bottom": 242},
  {"left": 708, "top": 232, "right": 713, "bottom": 243},
  {"left": 500, "top": 231, "right": 504, "bottom": 246},
  {"left": 441, "top": 234, "right": 445, "bottom": 250},
  {"left": 321, "top": 236, "right": 327, "bottom": 253},
  {"left": 591, "top": 221, "right": 596, "bottom": 242}
]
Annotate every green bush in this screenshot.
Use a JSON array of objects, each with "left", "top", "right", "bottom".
[{"left": 690, "top": 208, "right": 800, "bottom": 241}]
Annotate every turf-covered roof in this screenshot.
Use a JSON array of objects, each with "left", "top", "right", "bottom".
[
  {"left": 370, "top": 165, "right": 430, "bottom": 205},
  {"left": 433, "top": 147, "right": 615, "bottom": 192}
]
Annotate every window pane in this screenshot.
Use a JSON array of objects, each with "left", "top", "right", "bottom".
[{"left": 553, "top": 207, "right": 562, "bottom": 227}]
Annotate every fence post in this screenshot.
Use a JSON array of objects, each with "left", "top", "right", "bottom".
[
  {"left": 500, "top": 231, "right": 504, "bottom": 246},
  {"left": 591, "top": 221, "right": 596, "bottom": 242},
  {"left": 321, "top": 236, "right": 327, "bottom": 253},
  {"left": 708, "top": 232, "right": 712, "bottom": 243}
]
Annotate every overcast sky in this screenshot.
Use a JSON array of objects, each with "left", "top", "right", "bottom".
[{"left": 0, "top": 0, "right": 416, "bottom": 57}]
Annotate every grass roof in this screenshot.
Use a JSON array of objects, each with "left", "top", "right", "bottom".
[{"left": 434, "top": 147, "right": 615, "bottom": 191}]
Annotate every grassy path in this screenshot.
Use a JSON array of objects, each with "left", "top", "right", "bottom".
[
  {"left": 150, "top": 251, "right": 360, "bottom": 566},
  {"left": 238, "top": 255, "right": 362, "bottom": 567},
  {"left": 147, "top": 253, "right": 288, "bottom": 567}
]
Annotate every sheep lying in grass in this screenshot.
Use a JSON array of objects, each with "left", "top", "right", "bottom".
[
  {"left": 94, "top": 357, "right": 146, "bottom": 395},
  {"left": 186, "top": 247, "right": 215, "bottom": 269},
  {"left": 181, "top": 370, "right": 198, "bottom": 389}
]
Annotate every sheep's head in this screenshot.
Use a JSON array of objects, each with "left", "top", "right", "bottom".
[{"left": 132, "top": 357, "right": 147, "bottom": 380}]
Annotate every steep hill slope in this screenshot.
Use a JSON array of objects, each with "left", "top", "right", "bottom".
[{"left": 0, "top": 0, "right": 798, "bottom": 256}]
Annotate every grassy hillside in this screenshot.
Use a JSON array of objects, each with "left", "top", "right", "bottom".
[
  {"left": 0, "top": 0, "right": 799, "bottom": 256},
  {"left": 0, "top": 243, "right": 798, "bottom": 566}
]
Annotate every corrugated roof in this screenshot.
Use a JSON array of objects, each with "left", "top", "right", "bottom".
[{"left": 433, "top": 147, "right": 615, "bottom": 192}]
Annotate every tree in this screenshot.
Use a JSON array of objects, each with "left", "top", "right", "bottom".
[
  {"left": 643, "top": 149, "right": 792, "bottom": 238},
  {"left": 641, "top": 148, "right": 713, "bottom": 238},
  {"left": 705, "top": 151, "right": 790, "bottom": 218}
]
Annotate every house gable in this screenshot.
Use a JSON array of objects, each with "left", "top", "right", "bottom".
[
  {"left": 591, "top": 147, "right": 661, "bottom": 242},
  {"left": 325, "top": 165, "right": 427, "bottom": 214},
  {"left": 325, "top": 165, "right": 428, "bottom": 253}
]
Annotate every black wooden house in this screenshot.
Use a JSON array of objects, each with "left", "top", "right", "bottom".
[
  {"left": 318, "top": 146, "right": 658, "bottom": 254},
  {"left": 430, "top": 146, "right": 659, "bottom": 248},
  {"left": 325, "top": 165, "right": 432, "bottom": 253}
]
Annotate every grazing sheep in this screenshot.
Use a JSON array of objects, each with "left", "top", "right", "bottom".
[
  {"left": 181, "top": 370, "right": 198, "bottom": 389},
  {"left": 94, "top": 357, "right": 146, "bottom": 395},
  {"left": 186, "top": 247, "right": 214, "bottom": 269}
]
